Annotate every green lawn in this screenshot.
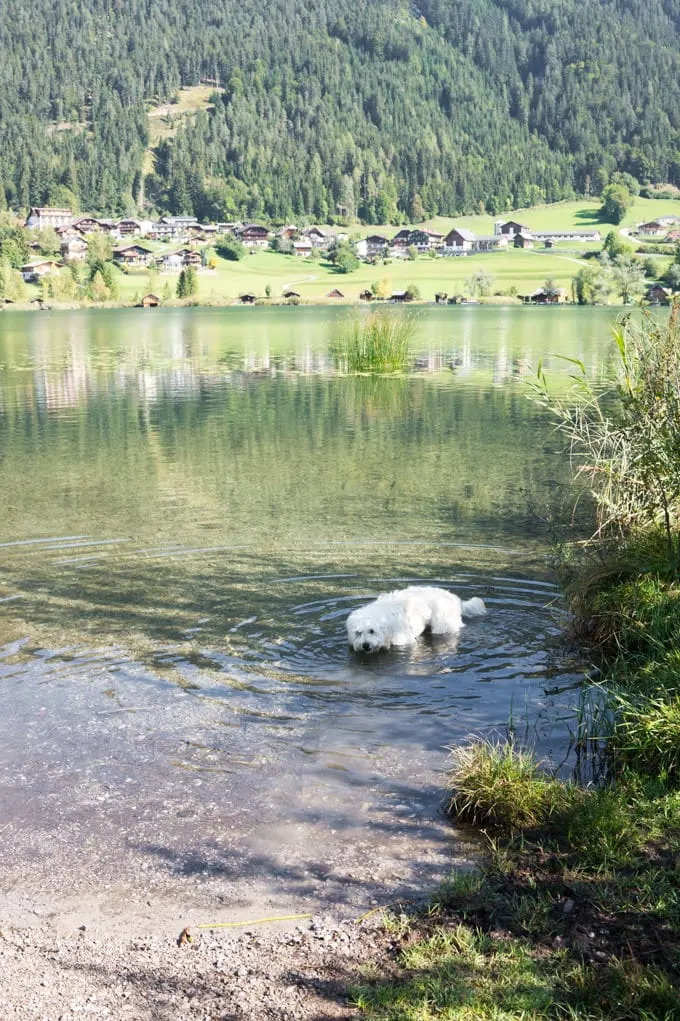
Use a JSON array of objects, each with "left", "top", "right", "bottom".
[
  {"left": 350, "top": 195, "right": 680, "bottom": 240},
  {"left": 111, "top": 247, "right": 592, "bottom": 305}
]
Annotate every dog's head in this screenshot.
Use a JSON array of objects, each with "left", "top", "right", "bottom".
[{"left": 346, "top": 606, "right": 391, "bottom": 653}]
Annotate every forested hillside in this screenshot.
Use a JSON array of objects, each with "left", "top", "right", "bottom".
[{"left": 2, "top": 0, "right": 680, "bottom": 221}]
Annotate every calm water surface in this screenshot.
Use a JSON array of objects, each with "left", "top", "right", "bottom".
[{"left": 0, "top": 306, "right": 618, "bottom": 917}]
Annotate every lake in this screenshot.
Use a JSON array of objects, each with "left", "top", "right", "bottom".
[{"left": 0, "top": 305, "right": 618, "bottom": 923}]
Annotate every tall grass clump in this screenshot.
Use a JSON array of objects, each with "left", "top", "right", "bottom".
[
  {"left": 447, "top": 739, "right": 575, "bottom": 832},
  {"left": 531, "top": 300, "right": 680, "bottom": 577},
  {"left": 332, "top": 308, "right": 417, "bottom": 373}
]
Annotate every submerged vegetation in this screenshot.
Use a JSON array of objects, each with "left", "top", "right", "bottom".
[
  {"left": 331, "top": 309, "right": 417, "bottom": 373},
  {"left": 353, "top": 303, "right": 680, "bottom": 1019}
]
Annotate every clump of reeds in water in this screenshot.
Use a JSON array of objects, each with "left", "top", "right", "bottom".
[{"left": 333, "top": 309, "right": 417, "bottom": 373}]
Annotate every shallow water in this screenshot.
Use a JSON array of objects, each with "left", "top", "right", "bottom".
[{"left": 0, "top": 305, "right": 617, "bottom": 917}]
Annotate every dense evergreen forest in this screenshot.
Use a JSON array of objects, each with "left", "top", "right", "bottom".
[{"left": 1, "top": 0, "right": 680, "bottom": 221}]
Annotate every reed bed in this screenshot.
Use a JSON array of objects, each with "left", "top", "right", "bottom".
[{"left": 332, "top": 308, "right": 417, "bottom": 373}]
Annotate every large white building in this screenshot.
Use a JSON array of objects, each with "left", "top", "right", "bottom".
[{"left": 25, "top": 207, "right": 73, "bottom": 230}]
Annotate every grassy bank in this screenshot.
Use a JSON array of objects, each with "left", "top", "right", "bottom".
[{"left": 351, "top": 308, "right": 680, "bottom": 1019}]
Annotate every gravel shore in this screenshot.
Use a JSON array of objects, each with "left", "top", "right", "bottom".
[{"left": 2, "top": 909, "right": 397, "bottom": 1020}]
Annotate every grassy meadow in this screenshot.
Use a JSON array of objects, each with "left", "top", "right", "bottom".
[
  {"left": 107, "top": 246, "right": 593, "bottom": 306},
  {"left": 21, "top": 193, "right": 679, "bottom": 307}
]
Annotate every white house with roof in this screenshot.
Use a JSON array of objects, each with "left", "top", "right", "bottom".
[
  {"left": 26, "top": 207, "right": 73, "bottom": 230},
  {"left": 442, "top": 227, "right": 475, "bottom": 254}
]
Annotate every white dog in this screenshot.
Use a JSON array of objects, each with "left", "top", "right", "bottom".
[{"left": 346, "top": 585, "right": 487, "bottom": 653}]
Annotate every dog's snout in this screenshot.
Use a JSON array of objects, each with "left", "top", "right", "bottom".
[{"left": 362, "top": 641, "right": 372, "bottom": 652}]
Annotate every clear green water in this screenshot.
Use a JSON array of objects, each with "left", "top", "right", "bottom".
[{"left": 0, "top": 305, "right": 618, "bottom": 911}]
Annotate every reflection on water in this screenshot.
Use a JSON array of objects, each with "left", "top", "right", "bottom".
[{"left": 0, "top": 306, "right": 616, "bottom": 910}]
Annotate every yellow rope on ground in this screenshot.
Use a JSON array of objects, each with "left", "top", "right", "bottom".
[
  {"left": 354, "top": 903, "right": 393, "bottom": 924},
  {"left": 195, "top": 913, "right": 314, "bottom": 929}
]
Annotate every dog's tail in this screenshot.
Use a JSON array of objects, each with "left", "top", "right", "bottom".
[{"left": 461, "top": 596, "right": 487, "bottom": 618}]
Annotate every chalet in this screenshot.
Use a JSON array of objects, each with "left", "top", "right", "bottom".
[
  {"left": 364, "top": 234, "right": 389, "bottom": 259},
  {"left": 282, "top": 289, "right": 300, "bottom": 298},
  {"left": 408, "top": 229, "right": 436, "bottom": 253},
  {"left": 140, "top": 293, "right": 161, "bottom": 308},
  {"left": 443, "top": 228, "right": 475, "bottom": 253},
  {"left": 112, "top": 244, "right": 153, "bottom": 266},
  {"left": 638, "top": 220, "right": 668, "bottom": 236},
  {"left": 116, "top": 218, "right": 148, "bottom": 237},
  {"left": 71, "top": 216, "right": 101, "bottom": 234},
  {"left": 238, "top": 224, "right": 270, "bottom": 247},
  {"left": 389, "top": 229, "right": 412, "bottom": 256},
  {"left": 156, "top": 248, "right": 201, "bottom": 271},
  {"left": 390, "top": 290, "right": 408, "bottom": 302},
  {"left": 292, "top": 240, "right": 313, "bottom": 257},
  {"left": 359, "top": 289, "right": 374, "bottom": 301},
  {"left": 25, "top": 207, "right": 72, "bottom": 230},
  {"left": 513, "top": 231, "right": 535, "bottom": 249},
  {"left": 239, "top": 292, "right": 257, "bottom": 303},
  {"left": 434, "top": 291, "right": 448, "bottom": 303},
  {"left": 20, "top": 260, "right": 61, "bottom": 282},
  {"left": 149, "top": 216, "right": 199, "bottom": 240},
  {"left": 495, "top": 219, "right": 531, "bottom": 236},
  {"left": 163, "top": 216, "right": 200, "bottom": 229},
  {"left": 277, "top": 225, "right": 298, "bottom": 241},
  {"left": 645, "top": 284, "right": 673, "bottom": 304},
  {"left": 156, "top": 250, "right": 184, "bottom": 271},
  {"left": 60, "top": 237, "right": 88, "bottom": 261},
  {"left": 326, "top": 288, "right": 345, "bottom": 298},
  {"left": 303, "top": 227, "right": 331, "bottom": 248}
]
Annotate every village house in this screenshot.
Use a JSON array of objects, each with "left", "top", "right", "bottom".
[
  {"left": 292, "top": 240, "right": 313, "bottom": 257},
  {"left": 60, "top": 236, "right": 88, "bottom": 261},
  {"left": 25, "top": 207, "right": 73, "bottom": 230},
  {"left": 645, "top": 283, "right": 673, "bottom": 304},
  {"left": 112, "top": 244, "right": 153, "bottom": 267},
  {"left": 513, "top": 231, "right": 535, "bottom": 249},
  {"left": 442, "top": 227, "right": 475, "bottom": 253},
  {"left": 20, "top": 259, "right": 61, "bottom": 282},
  {"left": 408, "top": 229, "right": 436, "bottom": 254},
  {"left": 116, "top": 218, "right": 151, "bottom": 238},
  {"left": 389, "top": 229, "right": 413, "bottom": 257},
  {"left": 237, "top": 224, "right": 270, "bottom": 248},
  {"left": 495, "top": 219, "right": 531, "bottom": 236},
  {"left": 326, "top": 288, "right": 344, "bottom": 298},
  {"left": 302, "top": 227, "right": 332, "bottom": 249},
  {"left": 70, "top": 216, "right": 101, "bottom": 234},
  {"left": 364, "top": 234, "right": 389, "bottom": 259},
  {"left": 155, "top": 248, "right": 202, "bottom": 271},
  {"left": 637, "top": 220, "right": 667, "bottom": 236},
  {"left": 359, "top": 289, "right": 374, "bottom": 301}
]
